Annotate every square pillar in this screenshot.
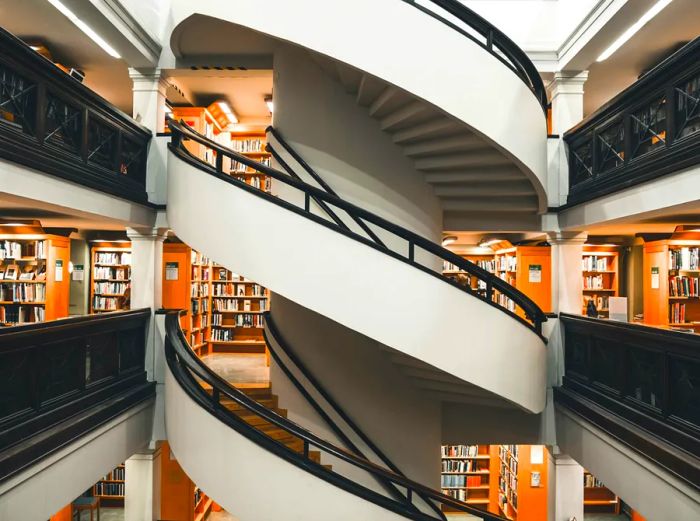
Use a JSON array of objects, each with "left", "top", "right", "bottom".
[
  {"left": 125, "top": 448, "right": 162, "bottom": 521},
  {"left": 550, "top": 71, "right": 589, "bottom": 135},
  {"left": 548, "top": 450, "right": 585, "bottom": 521}
]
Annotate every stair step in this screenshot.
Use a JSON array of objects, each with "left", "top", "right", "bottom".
[
  {"left": 415, "top": 152, "right": 510, "bottom": 171},
  {"left": 368, "top": 87, "right": 399, "bottom": 117},
  {"left": 335, "top": 63, "right": 362, "bottom": 94},
  {"left": 392, "top": 118, "right": 462, "bottom": 144},
  {"left": 221, "top": 396, "right": 278, "bottom": 410},
  {"left": 403, "top": 134, "right": 487, "bottom": 157},
  {"left": 440, "top": 196, "right": 539, "bottom": 213},
  {"left": 424, "top": 167, "right": 523, "bottom": 184},
  {"left": 380, "top": 101, "right": 430, "bottom": 131},
  {"left": 356, "top": 74, "right": 385, "bottom": 107},
  {"left": 433, "top": 181, "right": 534, "bottom": 197}
]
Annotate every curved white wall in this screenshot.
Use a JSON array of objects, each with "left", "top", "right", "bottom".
[
  {"left": 168, "top": 155, "right": 547, "bottom": 412},
  {"left": 165, "top": 0, "right": 548, "bottom": 200},
  {"left": 165, "top": 367, "right": 411, "bottom": 521}
]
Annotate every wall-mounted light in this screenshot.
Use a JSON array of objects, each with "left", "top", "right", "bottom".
[
  {"left": 47, "top": 0, "right": 122, "bottom": 59},
  {"left": 597, "top": 0, "right": 673, "bottom": 62},
  {"left": 478, "top": 238, "right": 502, "bottom": 248},
  {"left": 442, "top": 235, "right": 458, "bottom": 247},
  {"left": 265, "top": 95, "right": 274, "bottom": 114}
]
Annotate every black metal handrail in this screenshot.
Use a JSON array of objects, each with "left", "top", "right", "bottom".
[
  {"left": 564, "top": 37, "right": 700, "bottom": 205},
  {"left": 401, "top": 0, "right": 547, "bottom": 112},
  {"left": 0, "top": 27, "right": 151, "bottom": 203},
  {"left": 164, "top": 310, "right": 508, "bottom": 521},
  {"left": 0, "top": 308, "right": 153, "bottom": 482},
  {"left": 168, "top": 119, "right": 547, "bottom": 337},
  {"left": 266, "top": 126, "right": 386, "bottom": 247},
  {"left": 262, "top": 312, "right": 446, "bottom": 520}
]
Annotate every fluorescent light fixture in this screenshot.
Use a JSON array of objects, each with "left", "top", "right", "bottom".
[
  {"left": 478, "top": 238, "right": 502, "bottom": 248},
  {"left": 597, "top": 0, "right": 673, "bottom": 62},
  {"left": 265, "top": 95, "right": 274, "bottom": 113},
  {"left": 442, "top": 235, "right": 458, "bottom": 247},
  {"left": 47, "top": 0, "right": 122, "bottom": 59},
  {"left": 0, "top": 222, "right": 27, "bottom": 227},
  {"left": 218, "top": 101, "right": 238, "bottom": 124}
]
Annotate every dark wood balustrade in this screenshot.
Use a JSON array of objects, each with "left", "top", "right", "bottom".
[
  {"left": 565, "top": 37, "right": 700, "bottom": 205},
  {"left": 0, "top": 27, "right": 151, "bottom": 203},
  {"left": 0, "top": 309, "right": 154, "bottom": 482}
]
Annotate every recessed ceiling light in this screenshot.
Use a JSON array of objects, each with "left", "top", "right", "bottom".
[
  {"left": 597, "top": 0, "right": 673, "bottom": 62},
  {"left": 0, "top": 223, "right": 26, "bottom": 226},
  {"left": 442, "top": 235, "right": 458, "bottom": 246},
  {"left": 217, "top": 101, "right": 238, "bottom": 124},
  {"left": 47, "top": 0, "right": 122, "bottom": 59}
]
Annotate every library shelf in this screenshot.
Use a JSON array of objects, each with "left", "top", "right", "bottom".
[
  {"left": 582, "top": 245, "right": 619, "bottom": 317},
  {"left": 90, "top": 242, "right": 132, "bottom": 314}
]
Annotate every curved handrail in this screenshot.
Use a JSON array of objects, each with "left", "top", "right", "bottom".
[
  {"left": 164, "top": 310, "right": 508, "bottom": 521},
  {"left": 262, "top": 312, "right": 446, "bottom": 520},
  {"left": 168, "top": 119, "right": 547, "bottom": 337},
  {"left": 400, "top": 0, "right": 547, "bottom": 112},
  {"left": 266, "top": 126, "right": 386, "bottom": 247}
]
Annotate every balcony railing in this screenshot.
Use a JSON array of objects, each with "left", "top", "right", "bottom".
[
  {"left": 565, "top": 37, "right": 700, "bottom": 205},
  {"left": 0, "top": 27, "right": 151, "bottom": 203},
  {"left": 0, "top": 309, "right": 154, "bottom": 482},
  {"left": 555, "top": 314, "right": 700, "bottom": 488}
]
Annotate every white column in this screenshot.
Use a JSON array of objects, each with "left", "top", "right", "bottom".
[
  {"left": 126, "top": 227, "right": 168, "bottom": 382},
  {"left": 129, "top": 68, "right": 169, "bottom": 204},
  {"left": 548, "top": 71, "right": 589, "bottom": 206},
  {"left": 548, "top": 450, "right": 585, "bottom": 521},
  {"left": 129, "top": 68, "right": 168, "bottom": 133},
  {"left": 125, "top": 448, "right": 162, "bottom": 521},
  {"left": 550, "top": 71, "right": 589, "bottom": 135}
]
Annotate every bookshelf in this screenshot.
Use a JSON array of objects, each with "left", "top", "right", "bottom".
[
  {"left": 210, "top": 264, "right": 269, "bottom": 354},
  {"left": 229, "top": 131, "right": 272, "bottom": 193},
  {"left": 494, "top": 246, "right": 552, "bottom": 316},
  {"left": 443, "top": 255, "right": 496, "bottom": 296},
  {"left": 163, "top": 243, "right": 213, "bottom": 357},
  {"left": 498, "top": 445, "right": 519, "bottom": 520},
  {"left": 90, "top": 242, "right": 131, "bottom": 313},
  {"left": 440, "top": 445, "right": 494, "bottom": 511},
  {"left": 644, "top": 238, "right": 700, "bottom": 331},
  {"left": 583, "top": 470, "right": 620, "bottom": 514},
  {"left": 0, "top": 231, "right": 70, "bottom": 326},
  {"left": 582, "top": 245, "right": 619, "bottom": 316},
  {"left": 172, "top": 107, "right": 224, "bottom": 166},
  {"left": 93, "top": 463, "right": 125, "bottom": 505}
]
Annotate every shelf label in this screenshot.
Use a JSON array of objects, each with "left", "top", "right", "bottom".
[
  {"left": 72, "top": 264, "right": 84, "bottom": 281},
  {"left": 166, "top": 262, "right": 179, "bottom": 281},
  {"left": 651, "top": 266, "right": 659, "bottom": 289},
  {"left": 528, "top": 264, "right": 542, "bottom": 283},
  {"left": 55, "top": 260, "right": 63, "bottom": 282}
]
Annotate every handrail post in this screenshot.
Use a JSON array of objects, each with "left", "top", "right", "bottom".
[
  {"left": 486, "top": 281, "right": 493, "bottom": 301},
  {"left": 303, "top": 439, "right": 309, "bottom": 459},
  {"left": 304, "top": 192, "right": 311, "bottom": 213},
  {"left": 212, "top": 388, "right": 220, "bottom": 407},
  {"left": 408, "top": 241, "right": 415, "bottom": 262},
  {"left": 215, "top": 151, "right": 223, "bottom": 174}
]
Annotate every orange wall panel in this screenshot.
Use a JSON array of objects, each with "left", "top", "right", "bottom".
[
  {"left": 49, "top": 504, "right": 72, "bottom": 521},
  {"left": 160, "top": 441, "right": 195, "bottom": 521}
]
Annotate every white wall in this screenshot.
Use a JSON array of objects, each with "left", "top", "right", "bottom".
[
  {"left": 0, "top": 400, "right": 154, "bottom": 521},
  {"left": 270, "top": 295, "right": 442, "bottom": 489},
  {"left": 272, "top": 45, "right": 442, "bottom": 241},
  {"left": 165, "top": 0, "right": 547, "bottom": 192},
  {"left": 556, "top": 405, "right": 700, "bottom": 521},
  {"left": 165, "top": 367, "right": 416, "bottom": 521},
  {"left": 168, "top": 155, "right": 547, "bottom": 413}
]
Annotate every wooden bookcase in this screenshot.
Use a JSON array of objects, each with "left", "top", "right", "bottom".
[
  {"left": 496, "top": 445, "right": 549, "bottom": 521},
  {"left": 162, "top": 243, "right": 213, "bottom": 357},
  {"left": 210, "top": 264, "right": 269, "bottom": 354},
  {"left": 498, "top": 445, "right": 519, "bottom": 519},
  {"left": 582, "top": 245, "right": 619, "bottom": 316},
  {"left": 93, "top": 463, "right": 125, "bottom": 505},
  {"left": 90, "top": 242, "right": 131, "bottom": 313},
  {"left": 644, "top": 238, "right": 700, "bottom": 330},
  {"left": 583, "top": 470, "right": 620, "bottom": 514},
  {"left": 494, "top": 246, "right": 552, "bottom": 315},
  {"left": 229, "top": 131, "right": 272, "bottom": 193},
  {"left": 443, "top": 255, "right": 496, "bottom": 296},
  {"left": 0, "top": 232, "right": 70, "bottom": 325},
  {"left": 440, "top": 445, "right": 495, "bottom": 511},
  {"left": 172, "top": 107, "right": 223, "bottom": 165}
]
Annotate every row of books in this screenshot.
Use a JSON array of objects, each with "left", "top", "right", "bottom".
[
  {"left": 192, "top": 298, "right": 209, "bottom": 315},
  {"left": 0, "top": 305, "right": 45, "bottom": 324},
  {"left": 211, "top": 328, "right": 235, "bottom": 342},
  {"left": 192, "top": 266, "right": 211, "bottom": 281},
  {"left": 211, "top": 313, "right": 264, "bottom": 328},
  {"left": 442, "top": 445, "right": 480, "bottom": 458},
  {"left": 441, "top": 460, "right": 483, "bottom": 473},
  {"left": 231, "top": 138, "right": 264, "bottom": 153},
  {"left": 212, "top": 284, "right": 249, "bottom": 297},
  {"left": 191, "top": 251, "right": 211, "bottom": 265},
  {"left": 669, "top": 276, "right": 700, "bottom": 297},
  {"left": 201, "top": 314, "right": 209, "bottom": 329},
  {"left": 670, "top": 302, "right": 687, "bottom": 324},
  {"left": 0, "top": 268, "right": 47, "bottom": 281},
  {"left": 583, "top": 295, "right": 609, "bottom": 309},
  {"left": 441, "top": 475, "right": 467, "bottom": 488},
  {"left": 93, "top": 482, "right": 124, "bottom": 497},
  {"left": 94, "top": 282, "right": 129, "bottom": 295},
  {"left": 442, "top": 488, "right": 467, "bottom": 502},
  {"left": 92, "top": 296, "right": 123, "bottom": 311},
  {"left": 497, "top": 255, "right": 517, "bottom": 272},
  {"left": 0, "top": 283, "right": 46, "bottom": 302},
  {"left": 93, "top": 267, "right": 130, "bottom": 280},
  {"left": 233, "top": 175, "right": 270, "bottom": 191},
  {"left": 583, "top": 275, "right": 607, "bottom": 289},
  {"left": 669, "top": 247, "right": 700, "bottom": 270},
  {"left": 583, "top": 474, "right": 605, "bottom": 488},
  {"left": 0, "top": 240, "right": 46, "bottom": 260},
  {"left": 582, "top": 255, "right": 610, "bottom": 271},
  {"left": 212, "top": 298, "right": 265, "bottom": 312},
  {"left": 95, "top": 252, "right": 131, "bottom": 265},
  {"left": 191, "top": 282, "right": 210, "bottom": 298},
  {"left": 104, "top": 466, "right": 125, "bottom": 481},
  {"left": 495, "top": 293, "right": 516, "bottom": 312},
  {"left": 500, "top": 445, "right": 519, "bottom": 459}
]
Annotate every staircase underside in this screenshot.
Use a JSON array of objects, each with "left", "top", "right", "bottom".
[{"left": 313, "top": 55, "right": 545, "bottom": 230}]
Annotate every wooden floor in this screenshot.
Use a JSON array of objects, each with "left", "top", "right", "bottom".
[{"left": 201, "top": 353, "right": 269, "bottom": 386}]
